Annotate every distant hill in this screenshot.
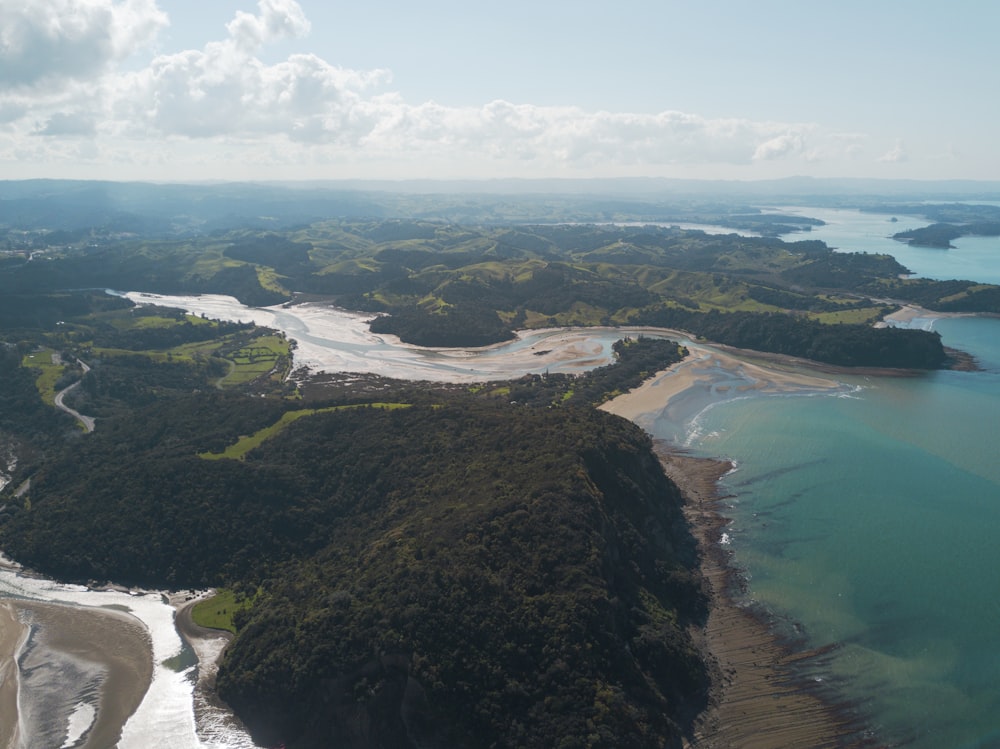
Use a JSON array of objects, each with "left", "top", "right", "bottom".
[{"left": 4, "top": 177, "right": 1000, "bottom": 235}]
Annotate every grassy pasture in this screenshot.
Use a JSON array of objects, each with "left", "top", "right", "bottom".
[
  {"left": 199, "top": 403, "right": 412, "bottom": 461},
  {"left": 216, "top": 335, "right": 289, "bottom": 386},
  {"left": 22, "top": 348, "right": 66, "bottom": 405},
  {"left": 191, "top": 589, "right": 245, "bottom": 634}
]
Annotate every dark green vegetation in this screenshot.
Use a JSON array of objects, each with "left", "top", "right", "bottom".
[
  {"left": 0, "top": 292, "right": 294, "bottom": 421},
  {"left": 892, "top": 222, "right": 1000, "bottom": 249},
  {"left": 1, "top": 304, "right": 702, "bottom": 747},
  {"left": 2, "top": 188, "right": 995, "bottom": 747},
  {"left": 216, "top": 403, "right": 707, "bottom": 749},
  {"left": 3, "top": 213, "right": 983, "bottom": 368},
  {"left": 893, "top": 223, "right": 966, "bottom": 249}
]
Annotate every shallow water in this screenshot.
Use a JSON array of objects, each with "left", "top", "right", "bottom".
[
  {"left": 7, "top": 204, "right": 996, "bottom": 746},
  {"left": 0, "top": 566, "right": 260, "bottom": 749},
  {"left": 647, "top": 317, "right": 1000, "bottom": 747},
  {"left": 123, "top": 285, "right": 1000, "bottom": 746},
  {"left": 118, "top": 218, "right": 1000, "bottom": 746}
]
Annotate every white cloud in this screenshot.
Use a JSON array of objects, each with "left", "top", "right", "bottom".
[
  {"left": 0, "top": 0, "right": 871, "bottom": 179},
  {"left": 879, "top": 140, "right": 908, "bottom": 163},
  {"left": 752, "top": 132, "right": 806, "bottom": 161},
  {"left": 0, "top": 0, "right": 167, "bottom": 91},
  {"left": 227, "top": 0, "right": 310, "bottom": 52}
]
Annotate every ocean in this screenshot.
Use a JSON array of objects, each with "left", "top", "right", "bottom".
[
  {"left": 5, "top": 204, "right": 997, "bottom": 746},
  {"left": 646, "top": 209, "right": 1000, "bottom": 748},
  {"left": 118, "top": 209, "right": 1000, "bottom": 747}
]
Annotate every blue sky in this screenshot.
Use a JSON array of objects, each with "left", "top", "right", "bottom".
[{"left": 2, "top": 0, "right": 997, "bottom": 182}]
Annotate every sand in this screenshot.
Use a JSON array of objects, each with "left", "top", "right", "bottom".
[
  {"left": 170, "top": 592, "right": 259, "bottom": 744},
  {"left": 172, "top": 594, "right": 234, "bottom": 707},
  {"left": 0, "top": 601, "right": 27, "bottom": 749},
  {"left": 602, "top": 349, "right": 875, "bottom": 747},
  {"left": 658, "top": 451, "right": 871, "bottom": 748},
  {"left": 600, "top": 342, "right": 842, "bottom": 424},
  {"left": 0, "top": 600, "right": 153, "bottom": 749},
  {"left": 0, "top": 316, "right": 888, "bottom": 746}
]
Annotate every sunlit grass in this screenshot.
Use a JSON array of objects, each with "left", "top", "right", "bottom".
[
  {"left": 191, "top": 589, "right": 246, "bottom": 634},
  {"left": 22, "top": 348, "right": 66, "bottom": 405},
  {"left": 256, "top": 266, "right": 290, "bottom": 295},
  {"left": 217, "top": 335, "right": 289, "bottom": 386},
  {"left": 199, "top": 403, "right": 412, "bottom": 460},
  {"left": 92, "top": 329, "right": 292, "bottom": 389}
]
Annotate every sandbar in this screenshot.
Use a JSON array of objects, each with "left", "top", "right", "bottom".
[
  {"left": 0, "top": 599, "right": 153, "bottom": 749},
  {"left": 600, "top": 342, "right": 841, "bottom": 423}
]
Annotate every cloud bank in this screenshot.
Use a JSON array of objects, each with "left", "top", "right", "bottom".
[{"left": 0, "top": 0, "right": 895, "bottom": 179}]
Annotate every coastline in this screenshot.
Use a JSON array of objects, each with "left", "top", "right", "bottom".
[
  {"left": 602, "top": 348, "right": 877, "bottom": 748},
  {"left": 0, "top": 599, "right": 153, "bottom": 749},
  {"left": 0, "top": 601, "right": 27, "bottom": 749},
  {"left": 599, "top": 341, "right": 843, "bottom": 424},
  {"left": 658, "top": 450, "right": 870, "bottom": 748},
  {"left": 171, "top": 593, "right": 258, "bottom": 745},
  {"left": 171, "top": 593, "right": 233, "bottom": 704}
]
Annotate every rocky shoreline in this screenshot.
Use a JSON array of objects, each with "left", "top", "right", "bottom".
[{"left": 658, "top": 449, "right": 878, "bottom": 748}]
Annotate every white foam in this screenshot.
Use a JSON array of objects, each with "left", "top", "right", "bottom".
[
  {"left": 60, "top": 702, "right": 96, "bottom": 749},
  {"left": 0, "top": 568, "right": 260, "bottom": 748}
]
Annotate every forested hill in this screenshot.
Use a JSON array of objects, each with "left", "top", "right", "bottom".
[
  {"left": 6, "top": 211, "right": 989, "bottom": 367},
  {"left": 3, "top": 395, "right": 708, "bottom": 748},
  {"left": 217, "top": 404, "right": 708, "bottom": 748},
  {"left": 2, "top": 198, "right": 991, "bottom": 746},
  {"left": 0, "top": 311, "right": 704, "bottom": 748}
]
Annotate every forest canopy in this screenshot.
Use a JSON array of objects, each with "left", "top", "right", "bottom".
[{"left": 1, "top": 203, "right": 989, "bottom": 747}]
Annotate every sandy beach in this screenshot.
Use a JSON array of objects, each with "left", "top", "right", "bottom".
[
  {"left": 2, "top": 600, "right": 154, "bottom": 749},
  {"left": 0, "top": 602, "right": 26, "bottom": 749},
  {"left": 600, "top": 341, "right": 842, "bottom": 424},
  {"left": 603, "top": 349, "right": 875, "bottom": 747}
]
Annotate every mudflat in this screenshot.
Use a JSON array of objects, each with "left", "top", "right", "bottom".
[
  {"left": 0, "top": 601, "right": 27, "bottom": 749},
  {"left": 1, "top": 600, "right": 153, "bottom": 749}
]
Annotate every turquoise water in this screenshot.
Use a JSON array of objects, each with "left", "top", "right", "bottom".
[
  {"left": 780, "top": 206, "right": 1000, "bottom": 285},
  {"left": 646, "top": 222, "right": 1000, "bottom": 747},
  {"left": 116, "top": 208, "right": 1000, "bottom": 746}
]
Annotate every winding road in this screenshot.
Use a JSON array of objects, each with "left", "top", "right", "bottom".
[{"left": 53, "top": 360, "right": 95, "bottom": 433}]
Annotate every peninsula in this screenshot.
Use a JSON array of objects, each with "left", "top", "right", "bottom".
[{"left": 2, "top": 188, "right": 992, "bottom": 746}]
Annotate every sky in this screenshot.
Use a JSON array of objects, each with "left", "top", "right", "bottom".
[{"left": 1, "top": 0, "right": 998, "bottom": 183}]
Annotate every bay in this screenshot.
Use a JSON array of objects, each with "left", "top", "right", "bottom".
[
  {"left": 777, "top": 205, "right": 1000, "bottom": 285},
  {"left": 9, "top": 203, "right": 998, "bottom": 746},
  {"left": 126, "top": 286, "right": 1000, "bottom": 747},
  {"left": 643, "top": 207, "right": 1000, "bottom": 748},
  {"left": 121, "top": 202, "right": 1000, "bottom": 747}
]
